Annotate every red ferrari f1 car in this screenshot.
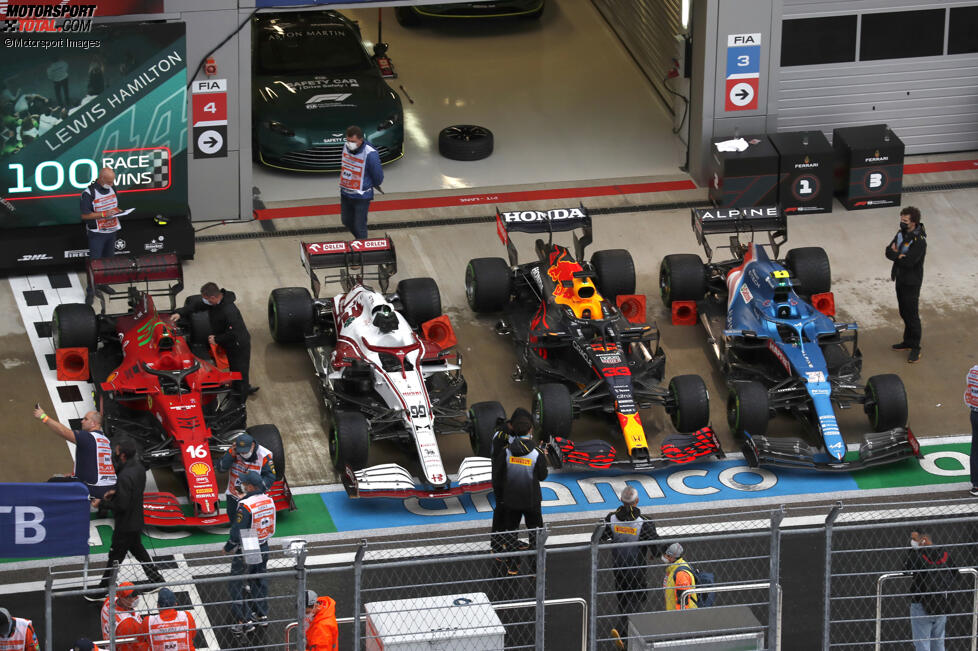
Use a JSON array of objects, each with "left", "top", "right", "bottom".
[{"left": 52, "top": 254, "right": 294, "bottom": 526}]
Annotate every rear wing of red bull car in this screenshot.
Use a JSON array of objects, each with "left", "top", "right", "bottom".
[
  {"left": 495, "top": 204, "right": 593, "bottom": 266},
  {"left": 300, "top": 236, "right": 398, "bottom": 296}
]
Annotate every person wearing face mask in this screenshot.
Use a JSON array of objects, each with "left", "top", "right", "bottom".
[
  {"left": 600, "top": 487, "right": 660, "bottom": 650},
  {"left": 170, "top": 282, "right": 256, "bottom": 401},
  {"left": 33, "top": 405, "right": 116, "bottom": 501},
  {"left": 905, "top": 530, "right": 955, "bottom": 650},
  {"left": 216, "top": 433, "right": 276, "bottom": 520},
  {"left": 80, "top": 167, "right": 125, "bottom": 300},
  {"left": 89, "top": 437, "right": 165, "bottom": 601},
  {"left": 885, "top": 206, "right": 927, "bottom": 363},
  {"left": 661, "top": 542, "right": 697, "bottom": 610},
  {"left": 338, "top": 125, "right": 383, "bottom": 240}
]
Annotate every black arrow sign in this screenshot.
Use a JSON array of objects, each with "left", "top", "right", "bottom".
[
  {"left": 736, "top": 88, "right": 751, "bottom": 100},
  {"left": 204, "top": 136, "right": 218, "bottom": 147}
]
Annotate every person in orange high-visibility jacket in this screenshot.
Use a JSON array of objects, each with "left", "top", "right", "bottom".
[
  {"left": 139, "top": 589, "right": 196, "bottom": 651},
  {"left": 662, "top": 543, "right": 697, "bottom": 610},
  {"left": 303, "top": 591, "right": 337, "bottom": 651},
  {"left": 0, "top": 608, "right": 39, "bottom": 651},
  {"left": 100, "top": 582, "right": 144, "bottom": 651}
]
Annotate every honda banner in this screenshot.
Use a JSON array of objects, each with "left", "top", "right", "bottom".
[{"left": 0, "top": 483, "right": 90, "bottom": 558}]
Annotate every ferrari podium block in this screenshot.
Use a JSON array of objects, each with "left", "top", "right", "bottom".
[
  {"left": 709, "top": 135, "right": 779, "bottom": 208},
  {"left": 833, "top": 124, "right": 905, "bottom": 210},
  {"left": 769, "top": 130, "right": 834, "bottom": 215},
  {"left": 365, "top": 592, "right": 504, "bottom": 651}
]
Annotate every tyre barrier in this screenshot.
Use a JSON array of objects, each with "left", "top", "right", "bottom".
[
  {"left": 421, "top": 314, "right": 458, "bottom": 350},
  {"left": 615, "top": 294, "right": 647, "bottom": 324},
  {"left": 671, "top": 300, "right": 698, "bottom": 326},
  {"left": 811, "top": 291, "right": 836, "bottom": 317},
  {"left": 56, "top": 347, "right": 90, "bottom": 381}
]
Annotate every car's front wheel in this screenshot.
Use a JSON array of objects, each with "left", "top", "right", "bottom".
[
  {"left": 591, "top": 249, "right": 635, "bottom": 302},
  {"left": 864, "top": 374, "right": 908, "bottom": 431},
  {"left": 727, "top": 381, "right": 769, "bottom": 437},
  {"left": 397, "top": 278, "right": 442, "bottom": 329},
  {"left": 668, "top": 375, "right": 710, "bottom": 433},
  {"left": 468, "top": 401, "right": 506, "bottom": 456},
  {"left": 659, "top": 254, "right": 706, "bottom": 307},
  {"left": 533, "top": 383, "right": 574, "bottom": 440},
  {"left": 53, "top": 303, "right": 98, "bottom": 351},
  {"left": 329, "top": 411, "right": 370, "bottom": 471}
]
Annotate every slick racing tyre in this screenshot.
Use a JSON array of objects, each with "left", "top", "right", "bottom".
[
  {"left": 659, "top": 254, "right": 706, "bottom": 307},
  {"left": 244, "top": 424, "right": 286, "bottom": 481},
  {"left": 438, "top": 125, "right": 494, "bottom": 161},
  {"left": 329, "top": 411, "right": 370, "bottom": 471},
  {"left": 268, "top": 287, "right": 314, "bottom": 344},
  {"left": 668, "top": 375, "right": 710, "bottom": 433},
  {"left": 188, "top": 311, "right": 212, "bottom": 347},
  {"left": 533, "top": 383, "right": 574, "bottom": 440},
  {"left": 590, "top": 249, "right": 636, "bottom": 301},
  {"left": 864, "top": 374, "right": 908, "bottom": 431},
  {"left": 468, "top": 401, "right": 506, "bottom": 456},
  {"left": 53, "top": 303, "right": 98, "bottom": 351},
  {"left": 785, "top": 247, "right": 831, "bottom": 296},
  {"left": 727, "top": 381, "right": 769, "bottom": 437},
  {"left": 465, "top": 257, "right": 511, "bottom": 313},
  {"left": 394, "top": 6, "right": 421, "bottom": 26},
  {"left": 397, "top": 278, "right": 442, "bottom": 329}
]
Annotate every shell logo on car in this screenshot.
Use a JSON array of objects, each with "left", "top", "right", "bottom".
[{"left": 189, "top": 462, "right": 210, "bottom": 477}]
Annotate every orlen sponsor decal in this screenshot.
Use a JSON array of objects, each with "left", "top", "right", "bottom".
[
  {"left": 306, "top": 241, "right": 348, "bottom": 254},
  {"left": 500, "top": 207, "right": 586, "bottom": 223},
  {"left": 350, "top": 238, "right": 389, "bottom": 251},
  {"left": 767, "top": 340, "right": 790, "bottom": 372}
]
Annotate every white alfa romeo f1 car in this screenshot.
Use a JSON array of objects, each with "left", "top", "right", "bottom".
[{"left": 267, "top": 236, "right": 502, "bottom": 498}]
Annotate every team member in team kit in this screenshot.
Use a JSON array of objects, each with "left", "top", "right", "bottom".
[
  {"left": 489, "top": 408, "right": 534, "bottom": 561},
  {"left": 100, "top": 582, "right": 143, "bottom": 651},
  {"left": 0, "top": 608, "right": 39, "bottom": 651},
  {"left": 215, "top": 433, "right": 276, "bottom": 520},
  {"left": 339, "top": 125, "right": 383, "bottom": 240},
  {"left": 140, "top": 589, "right": 196, "bottom": 651},
  {"left": 493, "top": 422, "right": 548, "bottom": 575},
  {"left": 33, "top": 405, "right": 117, "bottom": 500},
  {"left": 885, "top": 206, "right": 927, "bottom": 363},
  {"left": 224, "top": 472, "right": 276, "bottom": 637}
]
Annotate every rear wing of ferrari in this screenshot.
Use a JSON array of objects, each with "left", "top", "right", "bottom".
[
  {"left": 88, "top": 253, "right": 184, "bottom": 314},
  {"left": 692, "top": 206, "right": 787, "bottom": 261},
  {"left": 299, "top": 236, "right": 397, "bottom": 297},
  {"left": 495, "top": 204, "right": 593, "bottom": 266}
]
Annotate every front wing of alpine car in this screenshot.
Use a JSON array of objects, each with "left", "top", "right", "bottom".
[{"left": 742, "top": 427, "right": 920, "bottom": 472}]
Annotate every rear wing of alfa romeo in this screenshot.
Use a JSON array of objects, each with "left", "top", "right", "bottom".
[
  {"left": 299, "top": 236, "right": 398, "bottom": 297},
  {"left": 495, "top": 204, "right": 593, "bottom": 266},
  {"left": 692, "top": 206, "right": 787, "bottom": 261}
]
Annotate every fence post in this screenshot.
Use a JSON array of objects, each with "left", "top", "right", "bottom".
[
  {"left": 822, "top": 503, "right": 843, "bottom": 651},
  {"left": 588, "top": 524, "right": 603, "bottom": 651},
  {"left": 108, "top": 561, "right": 119, "bottom": 651},
  {"left": 44, "top": 572, "right": 53, "bottom": 651},
  {"left": 295, "top": 542, "right": 307, "bottom": 651},
  {"left": 535, "top": 525, "right": 548, "bottom": 651},
  {"left": 768, "top": 508, "right": 784, "bottom": 651},
  {"left": 353, "top": 539, "right": 366, "bottom": 651}
]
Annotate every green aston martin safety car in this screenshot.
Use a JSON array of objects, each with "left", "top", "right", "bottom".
[{"left": 252, "top": 10, "right": 404, "bottom": 172}]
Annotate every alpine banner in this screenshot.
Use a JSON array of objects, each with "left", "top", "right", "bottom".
[{"left": 0, "top": 482, "right": 90, "bottom": 558}]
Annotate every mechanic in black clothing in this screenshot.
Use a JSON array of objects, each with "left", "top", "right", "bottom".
[
  {"left": 493, "top": 416, "right": 548, "bottom": 575},
  {"left": 33, "top": 405, "right": 116, "bottom": 500},
  {"left": 885, "top": 206, "right": 927, "bottom": 363},
  {"left": 489, "top": 408, "right": 534, "bottom": 560},
  {"left": 170, "top": 282, "right": 257, "bottom": 401},
  {"left": 601, "top": 486, "right": 660, "bottom": 650},
  {"left": 904, "top": 530, "right": 955, "bottom": 649},
  {"left": 89, "top": 437, "right": 165, "bottom": 600}
]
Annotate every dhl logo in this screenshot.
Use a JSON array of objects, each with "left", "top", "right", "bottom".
[{"left": 508, "top": 456, "right": 533, "bottom": 467}]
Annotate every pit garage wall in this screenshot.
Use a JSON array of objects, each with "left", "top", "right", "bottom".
[{"left": 590, "top": 0, "right": 683, "bottom": 115}]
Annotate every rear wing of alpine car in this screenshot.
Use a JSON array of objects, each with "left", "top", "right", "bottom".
[
  {"left": 88, "top": 253, "right": 184, "bottom": 314},
  {"left": 299, "top": 236, "right": 397, "bottom": 297},
  {"left": 495, "top": 203, "right": 593, "bottom": 266},
  {"left": 692, "top": 205, "right": 787, "bottom": 261}
]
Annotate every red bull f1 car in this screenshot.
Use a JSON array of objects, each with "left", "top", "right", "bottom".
[
  {"left": 267, "top": 236, "right": 503, "bottom": 498},
  {"left": 464, "top": 205, "right": 724, "bottom": 470},
  {"left": 659, "top": 206, "right": 920, "bottom": 470},
  {"left": 52, "top": 254, "right": 294, "bottom": 526}
]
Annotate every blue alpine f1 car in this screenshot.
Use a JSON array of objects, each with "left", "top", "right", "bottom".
[{"left": 659, "top": 206, "right": 920, "bottom": 471}]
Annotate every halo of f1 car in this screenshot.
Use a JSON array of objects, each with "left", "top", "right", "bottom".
[
  {"left": 464, "top": 205, "right": 725, "bottom": 470},
  {"left": 52, "top": 254, "right": 294, "bottom": 526},
  {"left": 267, "top": 236, "right": 505, "bottom": 498},
  {"left": 659, "top": 206, "right": 921, "bottom": 470}
]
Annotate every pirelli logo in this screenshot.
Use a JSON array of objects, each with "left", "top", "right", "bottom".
[
  {"left": 613, "top": 525, "right": 638, "bottom": 536},
  {"left": 509, "top": 456, "right": 533, "bottom": 467}
]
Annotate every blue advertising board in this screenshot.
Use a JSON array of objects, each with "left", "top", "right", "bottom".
[{"left": 0, "top": 483, "right": 90, "bottom": 558}]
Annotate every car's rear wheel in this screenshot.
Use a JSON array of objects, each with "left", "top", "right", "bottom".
[
  {"left": 864, "top": 374, "right": 908, "bottom": 431},
  {"left": 438, "top": 125, "right": 494, "bottom": 161},
  {"left": 268, "top": 287, "right": 315, "bottom": 344},
  {"left": 727, "top": 381, "right": 769, "bottom": 437},
  {"left": 53, "top": 304, "right": 98, "bottom": 351},
  {"left": 659, "top": 254, "right": 706, "bottom": 307},
  {"left": 785, "top": 247, "right": 831, "bottom": 296},
  {"left": 465, "top": 257, "right": 511, "bottom": 313},
  {"left": 397, "top": 278, "right": 442, "bottom": 329},
  {"left": 244, "top": 424, "right": 286, "bottom": 481},
  {"left": 394, "top": 6, "right": 421, "bottom": 26},
  {"left": 187, "top": 311, "right": 211, "bottom": 348},
  {"left": 533, "top": 383, "right": 573, "bottom": 440},
  {"left": 668, "top": 375, "right": 710, "bottom": 433},
  {"left": 468, "top": 401, "right": 506, "bottom": 456},
  {"left": 329, "top": 411, "right": 370, "bottom": 471},
  {"left": 590, "top": 249, "right": 635, "bottom": 301}
]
